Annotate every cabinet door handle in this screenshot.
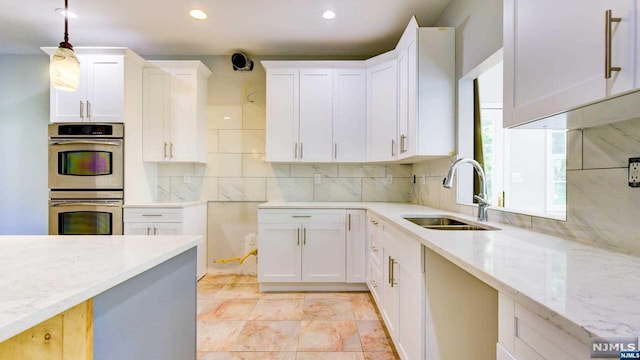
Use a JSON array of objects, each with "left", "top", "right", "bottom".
[
  {"left": 87, "top": 101, "right": 91, "bottom": 120},
  {"left": 294, "top": 142, "right": 298, "bottom": 159},
  {"left": 297, "top": 228, "right": 300, "bottom": 245},
  {"left": 300, "top": 142, "right": 304, "bottom": 159},
  {"left": 292, "top": 215, "right": 311, "bottom": 218},
  {"left": 170, "top": 142, "right": 174, "bottom": 158},
  {"left": 388, "top": 256, "right": 393, "bottom": 285},
  {"left": 391, "top": 139, "right": 395, "bottom": 157},
  {"left": 154, "top": 227, "right": 158, "bottom": 235},
  {"left": 80, "top": 101, "right": 84, "bottom": 120},
  {"left": 163, "top": 142, "right": 167, "bottom": 158},
  {"left": 605, "top": 10, "right": 622, "bottom": 79},
  {"left": 334, "top": 143, "right": 337, "bottom": 160},
  {"left": 348, "top": 213, "right": 351, "bottom": 232},
  {"left": 142, "top": 214, "right": 162, "bottom": 217},
  {"left": 400, "top": 135, "right": 407, "bottom": 153},
  {"left": 389, "top": 257, "right": 397, "bottom": 287},
  {"left": 303, "top": 227, "right": 306, "bottom": 245},
  {"left": 146, "top": 227, "right": 150, "bottom": 235}
]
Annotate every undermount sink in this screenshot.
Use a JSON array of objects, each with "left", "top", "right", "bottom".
[{"left": 402, "top": 216, "right": 499, "bottom": 231}]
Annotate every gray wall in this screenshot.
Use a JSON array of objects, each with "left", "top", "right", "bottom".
[{"left": 0, "top": 55, "right": 50, "bottom": 235}]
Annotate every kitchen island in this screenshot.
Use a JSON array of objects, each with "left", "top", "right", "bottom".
[{"left": 0, "top": 235, "right": 200, "bottom": 360}]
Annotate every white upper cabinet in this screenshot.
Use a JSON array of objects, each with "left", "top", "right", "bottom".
[
  {"left": 263, "top": 62, "right": 367, "bottom": 163},
  {"left": 142, "top": 61, "right": 211, "bottom": 163},
  {"left": 333, "top": 69, "right": 367, "bottom": 162},
  {"left": 265, "top": 68, "right": 299, "bottom": 162},
  {"left": 504, "top": 0, "right": 638, "bottom": 128},
  {"left": 367, "top": 59, "right": 398, "bottom": 161},
  {"left": 299, "top": 69, "right": 334, "bottom": 162},
  {"left": 42, "top": 48, "right": 143, "bottom": 123},
  {"left": 395, "top": 18, "right": 455, "bottom": 160}
]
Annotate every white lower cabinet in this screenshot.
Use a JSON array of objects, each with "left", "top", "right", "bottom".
[
  {"left": 498, "top": 293, "right": 590, "bottom": 360},
  {"left": 258, "top": 209, "right": 369, "bottom": 289},
  {"left": 367, "top": 213, "right": 425, "bottom": 360},
  {"left": 123, "top": 203, "right": 208, "bottom": 279}
]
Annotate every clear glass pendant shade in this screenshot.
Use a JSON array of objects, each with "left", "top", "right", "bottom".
[{"left": 50, "top": 47, "right": 80, "bottom": 92}]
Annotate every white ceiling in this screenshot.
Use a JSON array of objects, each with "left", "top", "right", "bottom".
[{"left": 0, "top": 0, "right": 452, "bottom": 57}]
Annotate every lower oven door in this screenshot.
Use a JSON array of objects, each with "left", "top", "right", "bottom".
[{"left": 49, "top": 199, "right": 123, "bottom": 235}]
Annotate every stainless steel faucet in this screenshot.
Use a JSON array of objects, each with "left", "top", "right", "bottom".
[{"left": 442, "top": 158, "right": 491, "bottom": 222}]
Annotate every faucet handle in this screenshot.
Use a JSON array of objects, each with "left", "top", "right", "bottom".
[{"left": 473, "top": 195, "right": 491, "bottom": 206}]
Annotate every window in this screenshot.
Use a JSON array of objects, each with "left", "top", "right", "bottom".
[{"left": 458, "top": 55, "right": 567, "bottom": 219}]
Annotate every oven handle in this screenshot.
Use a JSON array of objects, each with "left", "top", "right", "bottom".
[
  {"left": 51, "top": 202, "right": 122, "bottom": 207},
  {"left": 49, "top": 140, "right": 122, "bottom": 146}
]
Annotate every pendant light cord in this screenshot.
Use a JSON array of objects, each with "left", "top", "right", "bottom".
[{"left": 60, "top": 0, "right": 73, "bottom": 49}]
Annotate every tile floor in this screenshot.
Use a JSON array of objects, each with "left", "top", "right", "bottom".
[{"left": 197, "top": 274, "right": 400, "bottom": 360}]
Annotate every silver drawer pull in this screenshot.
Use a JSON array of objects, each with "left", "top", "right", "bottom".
[
  {"left": 142, "top": 214, "right": 163, "bottom": 217},
  {"left": 292, "top": 215, "right": 311, "bottom": 218}
]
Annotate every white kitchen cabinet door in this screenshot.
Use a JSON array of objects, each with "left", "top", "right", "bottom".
[
  {"left": 382, "top": 248, "right": 400, "bottom": 338},
  {"left": 397, "top": 49, "right": 410, "bottom": 158},
  {"left": 299, "top": 69, "right": 334, "bottom": 162},
  {"left": 123, "top": 222, "right": 155, "bottom": 235},
  {"left": 397, "top": 264, "right": 423, "bottom": 360},
  {"left": 367, "top": 60, "right": 398, "bottom": 161},
  {"left": 333, "top": 69, "right": 367, "bottom": 162},
  {"left": 142, "top": 61, "right": 210, "bottom": 163},
  {"left": 266, "top": 68, "right": 299, "bottom": 162},
  {"left": 257, "top": 223, "right": 302, "bottom": 282},
  {"left": 153, "top": 222, "right": 182, "bottom": 235},
  {"left": 168, "top": 69, "right": 199, "bottom": 162},
  {"left": 504, "top": 0, "right": 637, "bottom": 128},
  {"left": 50, "top": 55, "right": 124, "bottom": 123},
  {"left": 301, "top": 222, "right": 346, "bottom": 282},
  {"left": 346, "top": 210, "right": 366, "bottom": 283},
  {"left": 142, "top": 68, "right": 170, "bottom": 162}
]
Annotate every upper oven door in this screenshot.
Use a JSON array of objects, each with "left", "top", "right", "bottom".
[{"left": 49, "top": 138, "right": 123, "bottom": 190}]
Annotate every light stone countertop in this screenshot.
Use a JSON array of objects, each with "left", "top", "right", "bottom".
[
  {"left": 259, "top": 201, "right": 640, "bottom": 344},
  {"left": 0, "top": 235, "right": 200, "bottom": 343},
  {"left": 123, "top": 200, "right": 208, "bottom": 208}
]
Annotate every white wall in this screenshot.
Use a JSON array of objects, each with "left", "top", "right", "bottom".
[
  {"left": 0, "top": 55, "right": 50, "bottom": 234},
  {"left": 435, "top": 0, "right": 503, "bottom": 79}
]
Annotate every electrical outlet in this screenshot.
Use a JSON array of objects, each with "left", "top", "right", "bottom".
[
  {"left": 629, "top": 158, "right": 640, "bottom": 187},
  {"left": 183, "top": 174, "right": 191, "bottom": 184},
  {"left": 314, "top": 174, "right": 321, "bottom": 184}
]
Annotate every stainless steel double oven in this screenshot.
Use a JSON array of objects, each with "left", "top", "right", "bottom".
[{"left": 48, "top": 123, "right": 124, "bottom": 235}]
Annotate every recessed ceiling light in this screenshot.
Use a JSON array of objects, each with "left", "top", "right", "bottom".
[
  {"left": 55, "top": 8, "right": 77, "bottom": 19},
  {"left": 322, "top": 10, "right": 336, "bottom": 20},
  {"left": 223, "top": 116, "right": 231, "bottom": 120},
  {"left": 190, "top": 9, "right": 208, "bottom": 20}
]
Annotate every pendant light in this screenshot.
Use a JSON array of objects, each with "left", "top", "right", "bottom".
[{"left": 50, "top": 0, "right": 80, "bottom": 92}]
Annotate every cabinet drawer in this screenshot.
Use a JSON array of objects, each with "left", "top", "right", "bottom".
[
  {"left": 382, "top": 223, "right": 422, "bottom": 272},
  {"left": 369, "top": 231, "right": 383, "bottom": 266},
  {"left": 259, "top": 209, "right": 346, "bottom": 224},
  {"left": 368, "top": 261, "right": 383, "bottom": 304},
  {"left": 124, "top": 208, "right": 183, "bottom": 223}
]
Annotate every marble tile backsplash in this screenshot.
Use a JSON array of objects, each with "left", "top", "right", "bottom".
[
  {"left": 157, "top": 103, "right": 412, "bottom": 203},
  {"left": 411, "top": 117, "right": 640, "bottom": 255}
]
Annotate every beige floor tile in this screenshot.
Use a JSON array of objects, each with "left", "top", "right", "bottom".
[
  {"left": 363, "top": 352, "right": 399, "bottom": 360},
  {"left": 357, "top": 321, "right": 393, "bottom": 352},
  {"left": 249, "top": 298, "right": 304, "bottom": 320},
  {"left": 350, "top": 294, "right": 380, "bottom": 321},
  {"left": 260, "top": 292, "right": 306, "bottom": 300},
  {"left": 199, "top": 299, "right": 258, "bottom": 321},
  {"left": 233, "top": 321, "right": 300, "bottom": 351},
  {"left": 216, "top": 283, "right": 262, "bottom": 300},
  {"left": 199, "top": 352, "right": 296, "bottom": 360},
  {"left": 200, "top": 274, "right": 238, "bottom": 284},
  {"left": 296, "top": 352, "right": 366, "bottom": 360},
  {"left": 234, "top": 275, "right": 258, "bottom": 284},
  {"left": 305, "top": 292, "right": 351, "bottom": 300},
  {"left": 303, "top": 298, "right": 355, "bottom": 320},
  {"left": 297, "top": 320, "right": 362, "bottom": 352},
  {"left": 198, "top": 283, "right": 226, "bottom": 296},
  {"left": 197, "top": 320, "right": 245, "bottom": 352}
]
